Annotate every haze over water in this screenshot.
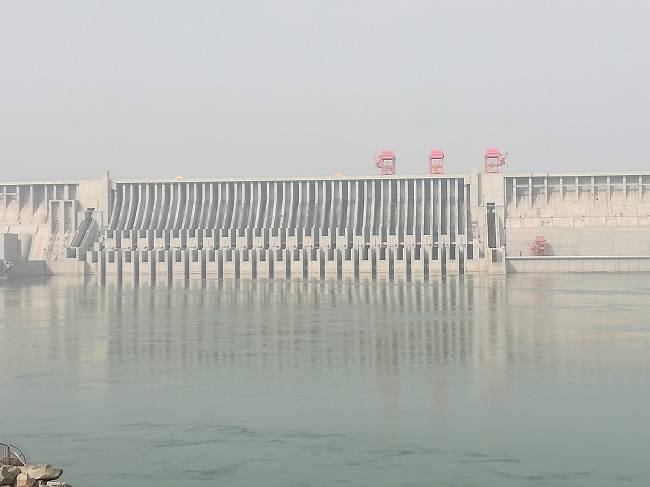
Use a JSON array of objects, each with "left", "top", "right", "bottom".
[{"left": 1, "top": 274, "right": 649, "bottom": 487}]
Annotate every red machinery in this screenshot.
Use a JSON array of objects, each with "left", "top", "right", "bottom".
[
  {"left": 484, "top": 148, "right": 508, "bottom": 173},
  {"left": 429, "top": 149, "right": 444, "bottom": 174},
  {"left": 374, "top": 150, "right": 396, "bottom": 175},
  {"left": 529, "top": 235, "right": 546, "bottom": 256}
]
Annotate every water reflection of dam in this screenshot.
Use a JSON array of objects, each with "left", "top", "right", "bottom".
[
  {"left": 3, "top": 276, "right": 648, "bottom": 382},
  {"left": 2, "top": 170, "right": 650, "bottom": 277}
]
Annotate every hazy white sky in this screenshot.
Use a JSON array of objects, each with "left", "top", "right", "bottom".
[{"left": 1, "top": 1, "right": 649, "bottom": 181}]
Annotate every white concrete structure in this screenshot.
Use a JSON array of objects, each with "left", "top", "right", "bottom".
[{"left": 1, "top": 169, "right": 649, "bottom": 278}]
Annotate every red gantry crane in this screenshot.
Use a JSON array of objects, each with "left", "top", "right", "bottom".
[
  {"left": 374, "top": 150, "right": 396, "bottom": 175},
  {"left": 484, "top": 148, "right": 508, "bottom": 173},
  {"left": 429, "top": 149, "right": 444, "bottom": 174}
]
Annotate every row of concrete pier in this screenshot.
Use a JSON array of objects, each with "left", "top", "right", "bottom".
[{"left": 93, "top": 245, "right": 482, "bottom": 279}]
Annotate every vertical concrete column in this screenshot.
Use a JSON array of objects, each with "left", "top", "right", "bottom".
[
  {"left": 119, "top": 230, "right": 130, "bottom": 250},
  {"left": 359, "top": 244, "right": 372, "bottom": 276},
  {"left": 129, "top": 229, "right": 138, "bottom": 250},
  {"left": 170, "top": 249, "right": 182, "bottom": 278},
  {"left": 428, "top": 246, "right": 441, "bottom": 276},
  {"left": 240, "top": 249, "right": 254, "bottom": 277},
  {"left": 353, "top": 231, "right": 363, "bottom": 249},
  {"left": 263, "top": 228, "right": 270, "bottom": 249},
  {"left": 228, "top": 228, "right": 236, "bottom": 249},
  {"left": 216, "top": 229, "right": 226, "bottom": 249},
  {"left": 269, "top": 249, "right": 280, "bottom": 279},
  {"left": 156, "top": 250, "right": 171, "bottom": 279},
  {"left": 256, "top": 249, "right": 271, "bottom": 279},
  {"left": 286, "top": 228, "right": 296, "bottom": 250},
  {"left": 178, "top": 228, "right": 190, "bottom": 249},
  {"left": 150, "top": 183, "right": 161, "bottom": 230},
  {"left": 410, "top": 246, "right": 425, "bottom": 278},
  {"left": 181, "top": 249, "right": 190, "bottom": 279},
  {"left": 205, "top": 249, "right": 218, "bottom": 276},
  {"left": 377, "top": 179, "right": 384, "bottom": 232},
  {"left": 324, "top": 248, "right": 339, "bottom": 278},
  {"left": 376, "top": 246, "right": 389, "bottom": 279},
  {"left": 98, "top": 250, "right": 106, "bottom": 278},
  {"left": 168, "top": 228, "right": 178, "bottom": 249},
  {"left": 186, "top": 229, "right": 198, "bottom": 249},
  {"left": 123, "top": 183, "right": 135, "bottom": 230},
  {"left": 222, "top": 249, "right": 237, "bottom": 277},
  {"left": 138, "top": 230, "right": 149, "bottom": 250},
  {"left": 336, "top": 227, "right": 354, "bottom": 249},
  {"left": 139, "top": 250, "right": 154, "bottom": 281},
  {"left": 288, "top": 248, "right": 304, "bottom": 279},
  {"left": 217, "top": 249, "right": 226, "bottom": 278},
  {"left": 131, "top": 184, "right": 144, "bottom": 231},
  {"left": 394, "top": 246, "right": 407, "bottom": 276},
  {"left": 203, "top": 229, "right": 214, "bottom": 250},
  {"left": 193, "top": 249, "right": 203, "bottom": 278},
  {"left": 253, "top": 230, "right": 264, "bottom": 249},
  {"left": 447, "top": 178, "right": 454, "bottom": 242},
  {"left": 446, "top": 245, "right": 459, "bottom": 275},
  {"left": 311, "top": 228, "right": 319, "bottom": 249},
  {"left": 296, "top": 227, "right": 303, "bottom": 251},
  {"left": 307, "top": 247, "right": 320, "bottom": 278},
  {"left": 150, "top": 229, "right": 160, "bottom": 250},
  {"left": 109, "top": 250, "right": 122, "bottom": 276},
  {"left": 303, "top": 228, "right": 313, "bottom": 250},
  {"left": 97, "top": 171, "right": 111, "bottom": 229},
  {"left": 363, "top": 179, "right": 379, "bottom": 234},
  {"left": 277, "top": 248, "right": 289, "bottom": 279},
  {"left": 236, "top": 228, "right": 247, "bottom": 249},
  {"left": 341, "top": 247, "right": 355, "bottom": 275},
  {"left": 122, "top": 250, "right": 138, "bottom": 275},
  {"left": 320, "top": 228, "right": 331, "bottom": 249},
  {"left": 188, "top": 249, "right": 201, "bottom": 276}
]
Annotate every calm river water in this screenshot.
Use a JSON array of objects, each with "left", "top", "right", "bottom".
[{"left": 1, "top": 274, "right": 649, "bottom": 486}]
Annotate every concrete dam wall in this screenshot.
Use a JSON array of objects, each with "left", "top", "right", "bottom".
[
  {"left": 1, "top": 169, "right": 649, "bottom": 278},
  {"left": 503, "top": 173, "right": 650, "bottom": 272}
]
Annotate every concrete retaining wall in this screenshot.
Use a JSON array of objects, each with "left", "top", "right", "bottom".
[{"left": 507, "top": 256, "right": 650, "bottom": 273}]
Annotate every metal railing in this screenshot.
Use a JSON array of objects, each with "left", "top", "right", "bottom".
[{"left": 0, "top": 442, "right": 27, "bottom": 466}]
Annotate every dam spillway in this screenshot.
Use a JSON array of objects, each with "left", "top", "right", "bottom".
[{"left": 1, "top": 168, "right": 650, "bottom": 279}]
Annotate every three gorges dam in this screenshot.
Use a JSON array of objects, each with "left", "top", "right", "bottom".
[{"left": 2, "top": 151, "right": 650, "bottom": 279}]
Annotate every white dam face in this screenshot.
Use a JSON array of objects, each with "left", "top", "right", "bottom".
[{"left": 1, "top": 170, "right": 650, "bottom": 278}]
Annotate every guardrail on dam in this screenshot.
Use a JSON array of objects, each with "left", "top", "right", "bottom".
[{"left": 1, "top": 168, "right": 650, "bottom": 278}]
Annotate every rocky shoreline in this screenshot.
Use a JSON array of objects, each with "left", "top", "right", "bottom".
[{"left": 0, "top": 463, "right": 71, "bottom": 487}]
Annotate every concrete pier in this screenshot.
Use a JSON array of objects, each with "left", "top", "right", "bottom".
[{"left": 1, "top": 168, "right": 650, "bottom": 278}]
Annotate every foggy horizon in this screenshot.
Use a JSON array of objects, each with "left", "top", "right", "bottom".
[{"left": 1, "top": 1, "right": 649, "bottom": 181}]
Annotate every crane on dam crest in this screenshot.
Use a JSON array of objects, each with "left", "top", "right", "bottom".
[
  {"left": 374, "top": 150, "right": 396, "bottom": 175},
  {"left": 373, "top": 147, "right": 506, "bottom": 175}
]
